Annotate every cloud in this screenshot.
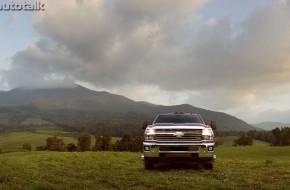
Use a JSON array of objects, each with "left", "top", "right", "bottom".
[
  {"left": 6, "top": 13, "right": 18, "bottom": 25},
  {"left": 1, "top": 40, "right": 77, "bottom": 88},
  {"left": 161, "top": 1, "right": 290, "bottom": 111},
  {"left": 252, "top": 109, "right": 290, "bottom": 123},
  {"left": 1, "top": 0, "right": 290, "bottom": 121},
  {"left": 2, "top": 0, "right": 207, "bottom": 88}
]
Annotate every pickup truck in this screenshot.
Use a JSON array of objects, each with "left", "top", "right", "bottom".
[{"left": 142, "top": 112, "right": 216, "bottom": 169}]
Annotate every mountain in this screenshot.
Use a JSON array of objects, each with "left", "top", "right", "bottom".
[
  {"left": 252, "top": 122, "right": 290, "bottom": 131},
  {"left": 0, "top": 85, "right": 138, "bottom": 111},
  {"left": 0, "top": 85, "right": 257, "bottom": 132}
]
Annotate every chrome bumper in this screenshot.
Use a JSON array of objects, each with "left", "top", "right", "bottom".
[{"left": 142, "top": 141, "right": 215, "bottom": 160}]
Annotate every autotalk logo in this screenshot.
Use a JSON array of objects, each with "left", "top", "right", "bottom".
[{"left": 0, "top": 1, "right": 45, "bottom": 11}]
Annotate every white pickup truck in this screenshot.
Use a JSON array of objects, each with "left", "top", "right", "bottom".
[{"left": 142, "top": 112, "right": 216, "bottom": 169}]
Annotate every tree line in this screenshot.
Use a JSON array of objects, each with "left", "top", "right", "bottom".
[
  {"left": 215, "top": 127, "right": 290, "bottom": 147},
  {"left": 59, "top": 121, "right": 144, "bottom": 137},
  {"left": 36, "top": 130, "right": 143, "bottom": 152},
  {"left": 243, "top": 127, "right": 290, "bottom": 146},
  {"left": 271, "top": 127, "right": 290, "bottom": 146}
]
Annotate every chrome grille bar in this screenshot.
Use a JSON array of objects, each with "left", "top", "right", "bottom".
[{"left": 155, "top": 129, "right": 202, "bottom": 142}]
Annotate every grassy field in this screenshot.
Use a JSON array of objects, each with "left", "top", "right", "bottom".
[
  {"left": 0, "top": 128, "right": 121, "bottom": 153},
  {"left": 0, "top": 127, "right": 78, "bottom": 153},
  {"left": 21, "top": 117, "right": 53, "bottom": 125},
  {"left": 0, "top": 136, "right": 290, "bottom": 189}
]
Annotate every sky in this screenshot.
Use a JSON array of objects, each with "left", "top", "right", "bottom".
[{"left": 1, "top": 0, "right": 290, "bottom": 124}]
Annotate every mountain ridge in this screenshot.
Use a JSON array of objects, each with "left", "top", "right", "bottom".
[
  {"left": 0, "top": 85, "right": 257, "bottom": 131},
  {"left": 252, "top": 121, "right": 290, "bottom": 131}
]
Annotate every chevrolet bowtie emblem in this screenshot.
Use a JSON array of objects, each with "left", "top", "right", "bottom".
[{"left": 174, "top": 131, "right": 184, "bottom": 137}]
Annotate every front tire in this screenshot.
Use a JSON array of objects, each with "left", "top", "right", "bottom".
[
  {"left": 144, "top": 161, "right": 154, "bottom": 170},
  {"left": 203, "top": 161, "right": 213, "bottom": 170}
]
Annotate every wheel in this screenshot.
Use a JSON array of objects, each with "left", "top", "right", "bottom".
[
  {"left": 144, "top": 161, "right": 154, "bottom": 170},
  {"left": 203, "top": 162, "right": 213, "bottom": 170}
]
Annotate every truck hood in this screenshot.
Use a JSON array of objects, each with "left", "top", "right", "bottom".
[{"left": 151, "top": 123, "right": 208, "bottom": 130}]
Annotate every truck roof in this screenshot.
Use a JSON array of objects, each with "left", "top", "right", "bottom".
[
  {"left": 160, "top": 112, "right": 197, "bottom": 115},
  {"left": 153, "top": 112, "right": 205, "bottom": 124}
]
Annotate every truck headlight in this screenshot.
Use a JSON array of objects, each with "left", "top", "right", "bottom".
[
  {"left": 202, "top": 128, "right": 214, "bottom": 141},
  {"left": 202, "top": 135, "right": 214, "bottom": 141},
  {"left": 145, "top": 128, "right": 156, "bottom": 141},
  {"left": 145, "top": 135, "right": 157, "bottom": 140}
]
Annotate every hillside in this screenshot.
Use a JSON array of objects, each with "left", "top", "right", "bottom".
[
  {"left": 252, "top": 122, "right": 290, "bottom": 131},
  {"left": 0, "top": 85, "right": 137, "bottom": 111},
  {"left": 0, "top": 85, "right": 256, "bottom": 132}
]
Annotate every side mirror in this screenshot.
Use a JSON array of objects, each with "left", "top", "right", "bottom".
[
  {"left": 142, "top": 120, "right": 149, "bottom": 129},
  {"left": 210, "top": 121, "right": 217, "bottom": 130}
]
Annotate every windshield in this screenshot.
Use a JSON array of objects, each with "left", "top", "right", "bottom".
[{"left": 154, "top": 114, "right": 203, "bottom": 124}]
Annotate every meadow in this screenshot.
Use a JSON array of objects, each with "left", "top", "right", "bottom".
[
  {"left": 0, "top": 127, "right": 78, "bottom": 153},
  {"left": 0, "top": 134, "right": 290, "bottom": 189},
  {"left": 0, "top": 127, "right": 120, "bottom": 153}
]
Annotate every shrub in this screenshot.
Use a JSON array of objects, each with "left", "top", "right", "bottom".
[
  {"left": 36, "top": 146, "right": 46, "bottom": 151},
  {"left": 115, "top": 134, "right": 143, "bottom": 152},
  {"left": 67, "top": 143, "right": 78, "bottom": 152},
  {"left": 233, "top": 135, "right": 253, "bottom": 146},
  {"left": 215, "top": 138, "right": 225, "bottom": 146},
  {"left": 45, "top": 136, "right": 67, "bottom": 151},
  {"left": 22, "top": 143, "right": 32, "bottom": 151},
  {"left": 265, "top": 159, "right": 273, "bottom": 165}
]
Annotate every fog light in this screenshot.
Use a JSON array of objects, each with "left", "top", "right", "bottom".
[
  {"left": 144, "top": 146, "right": 150, "bottom": 151},
  {"left": 208, "top": 146, "right": 214, "bottom": 151}
]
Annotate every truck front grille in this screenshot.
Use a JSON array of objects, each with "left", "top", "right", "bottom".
[
  {"left": 159, "top": 146, "right": 199, "bottom": 151},
  {"left": 155, "top": 129, "right": 202, "bottom": 142}
]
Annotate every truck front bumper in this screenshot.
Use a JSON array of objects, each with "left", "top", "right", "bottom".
[{"left": 142, "top": 141, "right": 215, "bottom": 163}]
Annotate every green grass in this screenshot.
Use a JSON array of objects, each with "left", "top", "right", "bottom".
[
  {"left": 0, "top": 129, "right": 121, "bottom": 153},
  {"left": 21, "top": 117, "right": 53, "bottom": 125},
  {"left": 0, "top": 132, "right": 78, "bottom": 153},
  {"left": 0, "top": 127, "right": 80, "bottom": 152},
  {"left": 0, "top": 136, "right": 290, "bottom": 189},
  {"left": 34, "top": 126, "right": 80, "bottom": 137},
  {"left": 215, "top": 136, "right": 289, "bottom": 161}
]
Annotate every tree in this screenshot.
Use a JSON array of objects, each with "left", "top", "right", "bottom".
[
  {"left": 233, "top": 134, "right": 253, "bottom": 146},
  {"left": 272, "top": 127, "right": 290, "bottom": 146},
  {"left": 45, "top": 136, "right": 66, "bottom": 151},
  {"left": 115, "top": 134, "right": 143, "bottom": 152},
  {"left": 116, "top": 134, "right": 134, "bottom": 151},
  {"left": 131, "top": 136, "right": 143, "bottom": 152},
  {"left": 77, "top": 130, "right": 91, "bottom": 151},
  {"left": 247, "top": 130, "right": 272, "bottom": 143},
  {"left": 95, "top": 132, "right": 112, "bottom": 151},
  {"left": 271, "top": 128, "right": 282, "bottom": 146},
  {"left": 281, "top": 127, "right": 290, "bottom": 146}
]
